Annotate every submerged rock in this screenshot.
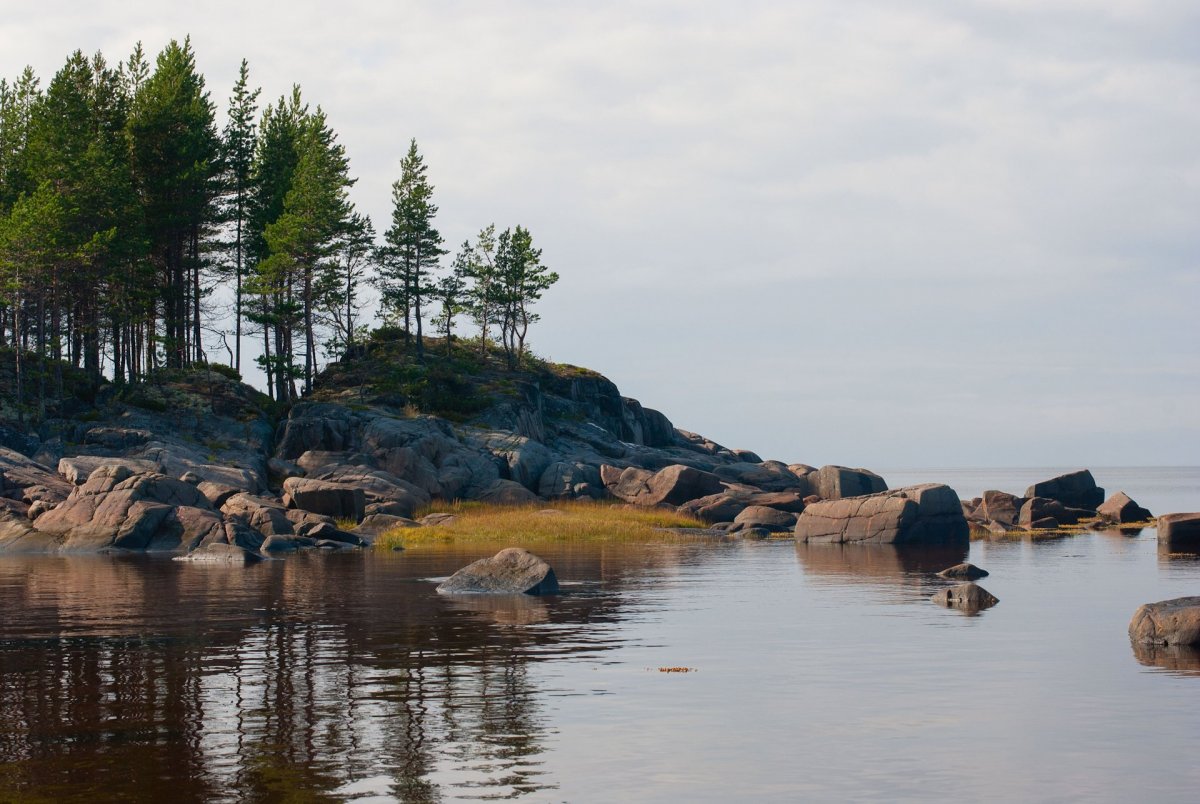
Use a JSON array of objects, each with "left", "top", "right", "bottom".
[
  {"left": 437, "top": 547, "right": 559, "bottom": 595},
  {"left": 1129, "top": 597, "right": 1200, "bottom": 646},
  {"left": 174, "top": 542, "right": 263, "bottom": 564},
  {"left": 931, "top": 582, "right": 999, "bottom": 611},
  {"left": 937, "top": 562, "right": 989, "bottom": 580}
]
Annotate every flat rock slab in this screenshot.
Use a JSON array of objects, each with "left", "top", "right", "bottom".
[
  {"left": 1129, "top": 596, "right": 1200, "bottom": 646},
  {"left": 795, "top": 484, "right": 968, "bottom": 546},
  {"left": 937, "top": 562, "right": 989, "bottom": 580},
  {"left": 437, "top": 547, "right": 559, "bottom": 595},
  {"left": 931, "top": 582, "right": 999, "bottom": 611}
]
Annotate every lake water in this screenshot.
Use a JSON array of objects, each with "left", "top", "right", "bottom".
[{"left": 1, "top": 467, "right": 1198, "bottom": 802}]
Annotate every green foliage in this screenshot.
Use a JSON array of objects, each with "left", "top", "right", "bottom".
[
  {"left": 377, "top": 139, "right": 444, "bottom": 359},
  {"left": 207, "top": 362, "right": 242, "bottom": 381}
]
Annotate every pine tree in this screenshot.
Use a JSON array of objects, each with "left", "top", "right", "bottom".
[
  {"left": 127, "top": 38, "right": 220, "bottom": 370},
  {"left": 219, "top": 59, "right": 260, "bottom": 375},
  {"left": 379, "top": 139, "right": 444, "bottom": 361},
  {"left": 435, "top": 243, "right": 471, "bottom": 356},
  {"left": 496, "top": 225, "right": 557, "bottom": 368}
]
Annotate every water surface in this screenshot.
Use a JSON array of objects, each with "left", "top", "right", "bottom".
[{"left": 1, "top": 468, "right": 1198, "bottom": 802}]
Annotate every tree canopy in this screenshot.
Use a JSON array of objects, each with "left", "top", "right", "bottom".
[{"left": 0, "top": 38, "right": 560, "bottom": 421}]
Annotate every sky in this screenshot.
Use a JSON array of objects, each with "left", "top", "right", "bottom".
[{"left": 3, "top": 0, "right": 1198, "bottom": 468}]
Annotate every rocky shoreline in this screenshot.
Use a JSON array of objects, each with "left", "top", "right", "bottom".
[{"left": 0, "top": 365, "right": 1169, "bottom": 561}]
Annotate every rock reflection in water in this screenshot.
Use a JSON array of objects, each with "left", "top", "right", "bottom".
[
  {"left": 1131, "top": 641, "right": 1200, "bottom": 677},
  {"left": 0, "top": 547, "right": 656, "bottom": 802},
  {"left": 794, "top": 542, "right": 969, "bottom": 593}
]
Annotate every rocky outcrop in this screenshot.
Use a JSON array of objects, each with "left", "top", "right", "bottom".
[
  {"left": 795, "top": 484, "right": 968, "bottom": 545},
  {"left": 282, "top": 477, "right": 366, "bottom": 522},
  {"left": 601, "top": 463, "right": 724, "bottom": 507},
  {"left": 1129, "top": 597, "right": 1200, "bottom": 647},
  {"left": 1157, "top": 513, "right": 1200, "bottom": 554},
  {"left": 1025, "top": 470, "right": 1103, "bottom": 510},
  {"left": 436, "top": 548, "right": 559, "bottom": 595}
]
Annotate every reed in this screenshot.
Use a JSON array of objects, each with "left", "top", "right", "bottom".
[{"left": 375, "top": 499, "right": 707, "bottom": 550}]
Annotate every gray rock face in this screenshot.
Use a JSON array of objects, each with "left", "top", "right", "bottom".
[
  {"left": 678, "top": 493, "right": 748, "bottom": 524},
  {"left": 1157, "top": 513, "right": 1200, "bottom": 553},
  {"left": 436, "top": 548, "right": 559, "bottom": 595},
  {"left": 937, "top": 562, "right": 989, "bottom": 580},
  {"left": 1025, "top": 470, "right": 1104, "bottom": 510},
  {"left": 814, "top": 465, "right": 887, "bottom": 500},
  {"left": 1097, "top": 492, "right": 1152, "bottom": 524},
  {"left": 282, "top": 477, "right": 366, "bottom": 522},
  {"left": 308, "top": 465, "right": 430, "bottom": 517},
  {"left": 602, "top": 463, "right": 724, "bottom": 507},
  {"left": 980, "top": 490, "right": 1024, "bottom": 526},
  {"left": 932, "top": 582, "right": 999, "bottom": 611},
  {"left": 731, "top": 505, "right": 797, "bottom": 533},
  {"left": 1018, "top": 497, "right": 1076, "bottom": 528},
  {"left": 795, "top": 484, "right": 968, "bottom": 546},
  {"left": 1129, "top": 597, "right": 1200, "bottom": 646},
  {"left": 174, "top": 542, "right": 263, "bottom": 563}
]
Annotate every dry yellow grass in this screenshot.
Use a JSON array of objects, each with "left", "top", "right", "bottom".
[{"left": 374, "top": 499, "right": 707, "bottom": 550}]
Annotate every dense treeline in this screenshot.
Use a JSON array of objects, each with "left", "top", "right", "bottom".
[{"left": 0, "top": 39, "right": 557, "bottom": 422}]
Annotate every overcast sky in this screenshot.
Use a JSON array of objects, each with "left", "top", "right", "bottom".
[{"left": 5, "top": 0, "right": 1198, "bottom": 468}]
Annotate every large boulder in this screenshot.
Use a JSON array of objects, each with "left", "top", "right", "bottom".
[
  {"left": 477, "top": 479, "right": 542, "bottom": 505},
  {"left": 678, "top": 493, "right": 748, "bottom": 524},
  {"left": 731, "top": 505, "right": 797, "bottom": 533},
  {"left": 1157, "top": 513, "right": 1200, "bottom": 554},
  {"left": 436, "top": 547, "right": 559, "bottom": 595},
  {"left": 29, "top": 467, "right": 218, "bottom": 552},
  {"left": 813, "top": 465, "right": 887, "bottom": 500},
  {"left": 221, "top": 493, "right": 294, "bottom": 537},
  {"left": 282, "top": 477, "right": 366, "bottom": 522},
  {"left": 1025, "top": 470, "right": 1103, "bottom": 510},
  {"left": 1097, "top": 492, "right": 1152, "bottom": 524},
  {"left": 713, "top": 461, "right": 808, "bottom": 494},
  {"left": 1129, "top": 597, "right": 1200, "bottom": 647},
  {"left": 58, "top": 456, "right": 156, "bottom": 485},
  {"left": 937, "top": 562, "right": 989, "bottom": 580},
  {"left": 795, "top": 483, "right": 968, "bottom": 545},
  {"left": 1018, "top": 497, "right": 1077, "bottom": 528},
  {"left": 308, "top": 465, "right": 430, "bottom": 515},
  {"left": 980, "top": 490, "right": 1024, "bottom": 526},
  {"left": 601, "top": 463, "right": 724, "bottom": 507}
]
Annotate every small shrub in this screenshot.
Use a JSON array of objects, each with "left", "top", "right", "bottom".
[{"left": 207, "top": 363, "right": 242, "bottom": 382}]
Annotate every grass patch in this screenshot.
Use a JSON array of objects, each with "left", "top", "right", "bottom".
[{"left": 375, "top": 499, "right": 707, "bottom": 550}]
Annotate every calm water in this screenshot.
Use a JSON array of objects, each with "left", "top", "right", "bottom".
[{"left": 1, "top": 468, "right": 1199, "bottom": 802}]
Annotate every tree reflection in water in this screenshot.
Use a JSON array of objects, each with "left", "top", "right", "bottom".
[{"left": 0, "top": 545, "right": 679, "bottom": 802}]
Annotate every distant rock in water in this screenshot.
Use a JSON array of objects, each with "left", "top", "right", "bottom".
[
  {"left": 937, "top": 562, "right": 989, "bottom": 580},
  {"left": 932, "top": 582, "right": 999, "bottom": 611},
  {"left": 437, "top": 548, "right": 559, "bottom": 595},
  {"left": 1096, "top": 492, "right": 1152, "bottom": 524},
  {"left": 1157, "top": 513, "right": 1200, "bottom": 554},
  {"left": 1129, "top": 597, "right": 1200, "bottom": 647},
  {"left": 795, "top": 484, "right": 969, "bottom": 546},
  {"left": 1024, "top": 470, "right": 1103, "bottom": 510}
]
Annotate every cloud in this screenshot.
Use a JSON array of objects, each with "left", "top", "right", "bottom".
[{"left": 4, "top": 0, "right": 1197, "bottom": 465}]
